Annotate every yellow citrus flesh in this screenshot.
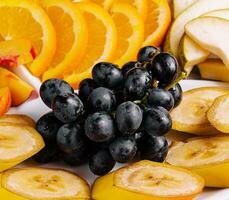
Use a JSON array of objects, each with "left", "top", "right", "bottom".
[
  {"left": 91, "top": 0, "right": 115, "bottom": 10},
  {"left": 143, "top": 0, "right": 171, "bottom": 47},
  {"left": 110, "top": 3, "right": 144, "bottom": 67},
  {"left": 0, "top": 0, "right": 56, "bottom": 77},
  {"left": 41, "top": 0, "right": 88, "bottom": 81},
  {"left": 64, "top": 2, "right": 117, "bottom": 88}
]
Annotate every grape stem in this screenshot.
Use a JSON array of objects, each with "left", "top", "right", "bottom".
[{"left": 165, "top": 71, "right": 187, "bottom": 90}]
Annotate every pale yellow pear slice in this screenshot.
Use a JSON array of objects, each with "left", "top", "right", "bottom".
[
  {"left": 198, "top": 59, "right": 229, "bottom": 82},
  {"left": 172, "top": 0, "right": 197, "bottom": 18},
  {"left": 166, "top": 0, "right": 229, "bottom": 56},
  {"left": 178, "top": 35, "right": 209, "bottom": 75},
  {"left": 185, "top": 17, "right": 229, "bottom": 67},
  {"left": 166, "top": 136, "right": 229, "bottom": 187}
]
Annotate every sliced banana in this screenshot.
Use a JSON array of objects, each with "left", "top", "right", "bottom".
[
  {"left": 207, "top": 94, "right": 229, "bottom": 133},
  {"left": 171, "top": 87, "right": 229, "bottom": 135},
  {"left": 1, "top": 168, "right": 90, "bottom": 200},
  {"left": 0, "top": 123, "right": 44, "bottom": 172},
  {"left": 0, "top": 115, "right": 35, "bottom": 127},
  {"left": 92, "top": 160, "right": 204, "bottom": 200}
]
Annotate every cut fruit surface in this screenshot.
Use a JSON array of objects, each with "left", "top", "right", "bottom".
[
  {"left": 171, "top": 87, "right": 229, "bottom": 135},
  {"left": 110, "top": 3, "right": 144, "bottom": 66},
  {"left": 92, "top": 160, "right": 204, "bottom": 200},
  {"left": 0, "top": 123, "right": 44, "bottom": 172},
  {"left": 207, "top": 94, "right": 229, "bottom": 133},
  {"left": 178, "top": 35, "right": 209, "bottom": 75},
  {"left": 172, "top": 0, "right": 197, "bottom": 18},
  {"left": 115, "top": 0, "right": 148, "bottom": 21},
  {"left": 143, "top": 0, "right": 171, "bottom": 46},
  {"left": 91, "top": 0, "right": 115, "bottom": 10},
  {"left": 166, "top": 136, "right": 229, "bottom": 187},
  {"left": 64, "top": 2, "right": 117, "bottom": 88},
  {"left": 0, "top": 115, "right": 35, "bottom": 127},
  {"left": 0, "top": 88, "right": 11, "bottom": 117},
  {"left": 0, "top": 0, "right": 56, "bottom": 77},
  {"left": 41, "top": 0, "right": 88, "bottom": 81},
  {"left": 1, "top": 168, "right": 90, "bottom": 200},
  {"left": 198, "top": 59, "right": 229, "bottom": 82},
  {"left": 185, "top": 17, "right": 229, "bottom": 68},
  {"left": 166, "top": 0, "right": 229, "bottom": 56},
  {"left": 0, "top": 67, "right": 34, "bottom": 106}
]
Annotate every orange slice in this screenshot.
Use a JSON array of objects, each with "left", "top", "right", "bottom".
[
  {"left": 110, "top": 3, "right": 144, "bottom": 66},
  {"left": 41, "top": 0, "right": 88, "bottom": 81},
  {"left": 143, "top": 0, "right": 171, "bottom": 46},
  {"left": 0, "top": 0, "right": 56, "bottom": 77},
  {"left": 64, "top": 2, "right": 117, "bottom": 88},
  {"left": 91, "top": 0, "right": 115, "bottom": 10},
  {"left": 115, "top": 0, "right": 148, "bottom": 21}
]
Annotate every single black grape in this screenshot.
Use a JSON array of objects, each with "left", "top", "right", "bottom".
[
  {"left": 87, "top": 87, "right": 116, "bottom": 113},
  {"left": 137, "top": 46, "right": 160, "bottom": 63},
  {"left": 89, "top": 149, "right": 116, "bottom": 176},
  {"left": 116, "top": 101, "right": 143, "bottom": 135},
  {"left": 40, "top": 79, "right": 73, "bottom": 108},
  {"left": 33, "top": 142, "right": 59, "bottom": 163},
  {"left": 84, "top": 112, "right": 115, "bottom": 143},
  {"left": 52, "top": 93, "right": 84, "bottom": 123},
  {"left": 109, "top": 136, "right": 137, "bottom": 163},
  {"left": 124, "top": 68, "right": 152, "bottom": 100},
  {"left": 169, "top": 83, "right": 183, "bottom": 107},
  {"left": 79, "top": 78, "right": 97, "bottom": 103},
  {"left": 147, "top": 88, "right": 174, "bottom": 111},
  {"left": 57, "top": 123, "right": 86, "bottom": 154},
  {"left": 36, "top": 112, "right": 62, "bottom": 141},
  {"left": 150, "top": 53, "right": 178, "bottom": 86},
  {"left": 92, "top": 62, "right": 123, "bottom": 89},
  {"left": 143, "top": 107, "right": 172, "bottom": 136},
  {"left": 139, "top": 135, "right": 168, "bottom": 162},
  {"left": 121, "top": 61, "right": 139, "bottom": 76}
]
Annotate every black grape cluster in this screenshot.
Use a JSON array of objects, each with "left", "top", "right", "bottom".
[{"left": 35, "top": 46, "right": 183, "bottom": 176}]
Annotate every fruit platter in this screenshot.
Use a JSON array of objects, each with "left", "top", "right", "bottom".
[{"left": 1, "top": 0, "right": 229, "bottom": 199}]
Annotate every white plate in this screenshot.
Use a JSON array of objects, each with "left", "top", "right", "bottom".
[{"left": 7, "top": 66, "right": 229, "bottom": 200}]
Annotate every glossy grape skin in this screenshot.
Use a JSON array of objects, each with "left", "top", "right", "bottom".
[
  {"left": 143, "top": 107, "right": 172, "bottom": 136},
  {"left": 121, "top": 61, "right": 139, "bottom": 77},
  {"left": 87, "top": 87, "right": 116, "bottom": 113},
  {"left": 116, "top": 101, "right": 143, "bottom": 135},
  {"left": 92, "top": 62, "right": 123, "bottom": 89},
  {"left": 84, "top": 113, "right": 115, "bottom": 143},
  {"left": 124, "top": 68, "right": 152, "bottom": 100},
  {"left": 52, "top": 93, "right": 84, "bottom": 123},
  {"left": 79, "top": 78, "right": 97, "bottom": 103},
  {"left": 169, "top": 83, "right": 183, "bottom": 108},
  {"left": 150, "top": 53, "right": 178, "bottom": 85},
  {"left": 33, "top": 142, "right": 59, "bottom": 163},
  {"left": 109, "top": 136, "right": 137, "bottom": 163},
  {"left": 147, "top": 88, "right": 174, "bottom": 111},
  {"left": 36, "top": 112, "right": 62, "bottom": 141},
  {"left": 137, "top": 46, "right": 160, "bottom": 63},
  {"left": 57, "top": 123, "right": 86, "bottom": 154},
  {"left": 89, "top": 149, "right": 116, "bottom": 176},
  {"left": 139, "top": 135, "right": 168, "bottom": 162},
  {"left": 40, "top": 79, "right": 73, "bottom": 108}
]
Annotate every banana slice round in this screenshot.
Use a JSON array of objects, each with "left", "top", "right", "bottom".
[
  {"left": 0, "top": 123, "right": 44, "bottom": 172},
  {"left": 207, "top": 94, "right": 229, "bottom": 133},
  {"left": 92, "top": 160, "right": 204, "bottom": 200},
  {"left": 1, "top": 168, "right": 90, "bottom": 200},
  {"left": 0, "top": 115, "right": 35, "bottom": 127},
  {"left": 171, "top": 87, "right": 229, "bottom": 135},
  {"left": 166, "top": 136, "right": 229, "bottom": 187}
]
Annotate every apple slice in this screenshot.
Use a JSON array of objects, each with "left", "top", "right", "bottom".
[
  {"left": 167, "top": 136, "right": 229, "bottom": 187},
  {"left": 178, "top": 35, "right": 209, "bottom": 74},
  {"left": 0, "top": 87, "right": 11, "bottom": 116},
  {"left": 172, "top": 0, "right": 197, "bottom": 18},
  {"left": 92, "top": 160, "right": 204, "bottom": 200},
  {"left": 198, "top": 59, "right": 229, "bottom": 82},
  {"left": 166, "top": 0, "right": 229, "bottom": 56},
  {"left": 185, "top": 17, "right": 229, "bottom": 67}
]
